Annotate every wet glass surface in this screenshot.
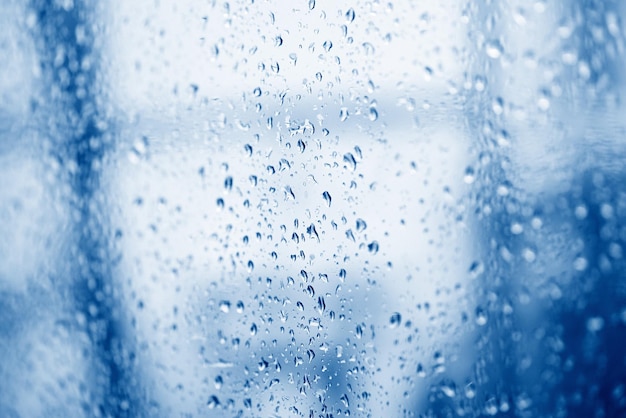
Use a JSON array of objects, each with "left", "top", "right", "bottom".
[{"left": 1, "top": 1, "right": 626, "bottom": 417}]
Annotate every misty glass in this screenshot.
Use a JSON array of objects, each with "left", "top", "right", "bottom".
[{"left": 1, "top": 1, "right": 626, "bottom": 417}]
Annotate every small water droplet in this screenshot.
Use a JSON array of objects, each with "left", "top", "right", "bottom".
[
  {"left": 339, "top": 107, "right": 349, "bottom": 122},
  {"left": 315, "top": 72, "right": 322, "bottom": 82},
  {"left": 368, "top": 107, "right": 378, "bottom": 121},
  {"left": 322, "top": 191, "right": 332, "bottom": 207},
  {"left": 224, "top": 176, "right": 233, "bottom": 191},
  {"left": 345, "top": 8, "right": 355, "bottom": 23},
  {"left": 355, "top": 324, "right": 363, "bottom": 339},
  {"left": 362, "top": 42, "right": 375, "bottom": 55},
  {"left": 297, "top": 139, "right": 306, "bottom": 153},
  {"left": 389, "top": 312, "right": 401, "bottom": 328},
  {"left": 308, "top": 0, "right": 315, "bottom": 10},
  {"left": 219, "top": 300, "right": 231, "bottom": 313},
  {"left": 475, "top": 307, "right": 488, "bottom": 326},
  {"left": 469, "top": 261, "right": 484, "bottom": 278},
  {"left": 343, "top": 153, "right": 357, "bottom": 171},
  {"left": 485, "top": 40, "right": 504, "bottom": 59},
  {"left": 463, "top": 166, "right": 475, "bottom": 184},
  {"left": 250, "top": 323, "right": 257, "bottom": 336},
  {"left": 440, "top": 381, "right": 457, "bottom": 398},
  {"left": 323, "top": 40, "right": 333, "bottom": 52},
  {"left": 275, "top": 36, "right": 283, "bottom": 47},
  {"left": 253, "top": 87, "right": 262, "bottom": 97},
  {"left": 587, "top": 316, "right": 604, "bottom": 332},
  {"left": 216, "top": 198, "right": 225, "bottom": 210},
  {"left": 214, "top": 375, "right": 223, "bottom": 389},
  {"left": 367, "top": 241, "right": 379, "bottom": 254},
  {"left": 207, "top": 395, "right": 220, "bottom": 409},
  {"left": 356, "top": 218, "right": 367, "bottom": 232},
  {"left": 339, "top": 268, "right": 346, "bottom": 282}
]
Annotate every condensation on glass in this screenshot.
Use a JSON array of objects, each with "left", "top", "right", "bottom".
[{"left": 1, "top": 0, "right": 626, "bottom": 417}]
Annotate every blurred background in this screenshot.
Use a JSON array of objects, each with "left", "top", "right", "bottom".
[{"left": 1, "top": 0, "right": 626, "bottom": 417}]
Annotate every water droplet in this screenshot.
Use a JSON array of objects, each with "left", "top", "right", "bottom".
[
  {"left": 284, "top": 186, "right": 296, "bottom": 201},
  {"left": 224, "top": 176, "right": 233, "bottom": 191},
  {"left": 214, "top": 375, "right": 223, "bottom": 389},
  {"left": 253, "top": 87, "right": 262, "bottom": 97},
  {"left": 469, "top": 261, "right": 484, "bottom": 278},
  {"left": 475, "top": 307, "right": 488, "bottom": 326},
  {"left": 587, "top": 316, "right": 604, "bottom": 332},
  {"left": 362, "top": 42, "right": 375, "bottom": 55},
  {"left": 315, "top": 72, "right": 322, "bottom": 82},
  {"left": 355, "top": 218, "right": 367, "bottom": 232},
  {"left": 275, "top": 36, "right": 283, "bottom": 47},
  {"left": 355, "top": 324, "right": 363, "bottom": 339},
  {"left": 440, "top": 380, "right": 457, "bottom": 398},
  {"left": 485, "top": 40, "right": 503, "bottom": 59},
  {"left": 323, "top": 40, "right": 333, "bottom": 52},
  {"left": 236, "top": 301, "right": 244, "bottom": 313},
  {"left": 250, "top": 323, "right": 257, "bottom": 336},
  {"left": 463, "top": 166, "right": 475, "bottom": 184},
  {"left": 297, "top": 139, "right": 306, "bottom": 153},
  {"left": 207, "top": 395, "right": 220, "bottom": 409},
  {"left": 216, "top": 198, "right": 225, "bottom": 210},
  {"left": 219, "top": 300, "right": 231, "bottom": 313},
  {"left": 367, "top": 241, "right": 379, "bottom": 254},
  {"left": 574, "top": 257, "right": 588, "bottom": 271},
  {"left": 389, "top": 312, "right": 401, "bottom": 328},
  {"left": 339, "top": 107, "right": 349, "bottom": 122},
  {"left": 368, "top": 107, "right": 378, "bottom": 121},
  {"left": 345, "top": 8, "right": 355, "bottom": 23},
  {"left": 339, "top": 268, "right": 346, "bottom": 282},
  {"left": 271, "top": 62, "right": 280, "bottom": 73},
  {"left": 308, "top": 0, "right": 315, "bottom": 10},
  {"left": 343, "top": 153, "right": 357, "bottom": 171},
  {"left": 244, "top": 144, "right": 253, "bottom": 156},
  {"left": 510, "top": 222, "right": 523, "bottom": 235},
  {"left": 322, "top": 191, "right": 332, "bottom": 207}
]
